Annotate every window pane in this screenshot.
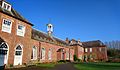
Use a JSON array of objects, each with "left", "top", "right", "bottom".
[
  {"left": 0, "top": 43, "right": 7, "bottom": 48},
  {"left": 18, "top": 25, "right": 23, "bottom": 30},
  {"left": 3, "top": 3, "right": 7, "bottom": 9},
  {"left": 16, "top": 45, "right": 22, "bottom": 50},
  {"left": 15, "top": 51, "right": 22, "bottom": 55},
  {"left": 0, "top": 49, "right": 7, "bottom": 55},
  {"left": 4, "top": 20, "right": 11, "bottom": 26}
]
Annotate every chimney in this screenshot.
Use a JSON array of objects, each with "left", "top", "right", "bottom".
[
  {"left": 65, "top": 37, "right": 69, "bottom": 44},
  {"left": 78, "top": 39, "right": 82, "bottom": 45}
]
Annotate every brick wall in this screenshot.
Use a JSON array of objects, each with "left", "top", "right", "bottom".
[
  {"left": 0, "top": 12, "right": 32, "bottom": 65},
  {"left": 31, "top": 39, "right": 74, "bottom": 63}
]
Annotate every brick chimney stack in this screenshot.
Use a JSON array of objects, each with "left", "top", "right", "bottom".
[{"left": 65, "top": 38, "right": 69, "bottom": 44}]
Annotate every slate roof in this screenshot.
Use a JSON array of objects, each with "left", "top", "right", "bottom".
[
  {"left": 82, "top": 40, "right": 106, "bottom": 48},
  {"left": 31, "top": 29, "right": 68, "bottom": 47},
  {"left": 0, "top": 1, "right": 33, "bottom": 26}
]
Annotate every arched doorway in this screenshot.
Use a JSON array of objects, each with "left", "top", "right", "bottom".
[
  {"left": 57, "top": 48, "right": 65, "bottom": 60},
  {"left": 14, "top": 45, "right": 23, "bottom": 65},
  {"left": 0, "top": 42, "right": 9, "bottom": 66}
]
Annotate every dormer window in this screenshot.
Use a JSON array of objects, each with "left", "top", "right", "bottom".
[{"left": 2, "top": 1, "right": 11, "bottom": 11}]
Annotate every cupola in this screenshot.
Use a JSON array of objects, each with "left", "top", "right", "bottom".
[{"left": 47, "top": 23, "right": 53, "bottom": 36}]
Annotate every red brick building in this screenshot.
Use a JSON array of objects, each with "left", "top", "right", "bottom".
[
  {"left": 66, "top": 39, "right": 108, "bottom": 62},
  {"left": 0, "top": 1, "right": 74, "bottom": 67},
  {"left": 0, "top": 0, "right": 107, "bottom": 67}
]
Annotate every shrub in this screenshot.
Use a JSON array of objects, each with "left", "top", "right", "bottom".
[
  {"left": 74, "top": 55, "right": 78, "bottom": 61},
  {"left": 10, "top": 64, "right": 13, "bottom": 67},
  {"left": 58, "top": 60, "right": 66, "bottom": 63}
]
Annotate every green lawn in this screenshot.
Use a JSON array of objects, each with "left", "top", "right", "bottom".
[
  {"left": 74, "top": 62, "right": 120, "bottom": 70},
  {"left": 36, "top": 63, "right": 56, "bottom": 68}
]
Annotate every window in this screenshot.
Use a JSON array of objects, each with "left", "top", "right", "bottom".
[
  {"left": 31, "top": 46, "right": 37, "bottom": 60},
  {"left": 70, "top": 53, "right": 72, "bottom": 59},
  {"left": 90, "top": 48, "right": 92, "bottom": 52},
  {"left": 15, "top": 45, "right": 22, "bottom": 56},
  {"left": 2, "top": 19, "right": 12, "bottom": 33},
  {"left": 2, "top": 1, "right": 11, "bottom": 11},
  {"left": 85, "top": 48, "right": 88, "bottom": 52},
  {"left": 48, "top": 48, "right": 52, "bottom": 60},
  {"left": 17, "top": 24, "right": 25, "bottom": 37},
  {"left": 41, "top": 48, "right": 45, "bottom": 60},
  {"left": 66, "top": 51, "right": 69, "bottom": 60},
  {"left": 99, "top": 48, "right": 102, "bottom": 52},
  {"left": 0, "top": 42, "right": 8, "bottom": 55}
]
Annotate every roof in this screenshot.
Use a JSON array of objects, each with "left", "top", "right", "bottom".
[
  {"left": 0, "top": 1, "right": 33, "bottom": 26},
  {"left": 31, "top": 29, "right": 69, "bottom": 47},
  {"left": 82, "top": 40, "right": 106, "bottom": 48}
]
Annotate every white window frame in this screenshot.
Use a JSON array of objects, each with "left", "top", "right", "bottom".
[
  {"left": 2, "top": 1, "right": 11, "bottom": 11},
  {"left": 2, "top": 19, "right": 12, "bottom": 33},
  {"left": 48, "top": 48, "right": 52, "bottom": 60},
  {"left": 41, "top": 48, "right": 45, "bottom": 60},
  {"left": 17, "top": 24, "right": 25, "bottom": 37},
  {"left": 15, "top": 45, "right": 22, "bottom": 56},
  {"left": 31, "top": 46, "right": 37, "bottom": 60},
  {"left": 85, "top": 48, "right": 88, "bottom": 52},
  {"left": 66, "top": 51, "right": 69, "bottom": 60},
  {"left": 90, "top": 48, "right": 92, "bottom": 52},
  {"left": 99, "top": 48, "right": 102, "bottom": 52}
]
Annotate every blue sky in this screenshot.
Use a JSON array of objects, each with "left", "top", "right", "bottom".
[{"left": 8, "top": 0, "right": 120, "bottom": 42}]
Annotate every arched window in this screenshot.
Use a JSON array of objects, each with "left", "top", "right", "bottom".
[
  {"left": 0, "top": 42, "right": 8, "bottom": 55},
  {"left": 66, "top": 51, "right": 69, "bottom": 60},
  {"left": 48, "top": 48, "right": 52, "bottom": 60},
  {"left": 31, "top": 46, "right": 37, "bottom": 60},
  {"left": 15, "top": 45, "right": 22, "bottom": 55},
  {"left": 41, "top": 48, "right": 45, "bottom": 60}
]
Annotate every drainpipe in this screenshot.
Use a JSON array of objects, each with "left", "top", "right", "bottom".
[{"left": 38, "top": 42, "right": 41, "bottom": 61}]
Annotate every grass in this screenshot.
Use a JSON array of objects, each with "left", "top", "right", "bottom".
[
  {"left": 74, "top": 62, "right": 120, "bottom": 70},
  {"left": 36, "top": 63, "right": 56, "bottom": 68}
]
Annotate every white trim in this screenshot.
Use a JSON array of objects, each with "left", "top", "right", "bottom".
[
  {"left": 66, "top": 51, "right": 69, "bottom": 60},
  {"left": 14, "top": 44, "right": 23, "bottom": 65},
  {"left": 2, "top": 1, "right": 11, "bottom": 11},
  {"left": 85, "top": 48, "right": 88, "bottom": 52},
  {"left": 41, "top": 47, "right": 45, "bottom": 60},
  {"left": 0, "top": 42, "right": 9, "bottom": 65},
  {"left": 2, "top": 19, "right": 12, "bottom": 33},
  {"left": 31, "top": 46, "right": 37, "bottom": 60},
  {"left": 90, "top": 48, "right": 92, "bottom": 52},
  {"left": 17, "top": 24, "right": 26, "bottom": 37},
  {"left": 48, "top": 48, "right": 52, "bottom": 60},
  {"left": 99, "top": 48, "right": 102, "bottom": 52}
]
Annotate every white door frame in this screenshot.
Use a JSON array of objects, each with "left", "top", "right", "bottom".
[
  {"left": 0, "top": 42, "right": 9, "bottom": 66},
  {"left": 14, "top": 44, "right": 23, "bottom": 65}
]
